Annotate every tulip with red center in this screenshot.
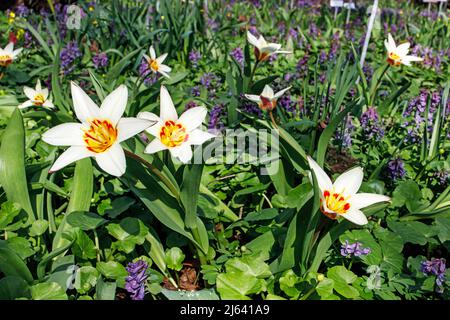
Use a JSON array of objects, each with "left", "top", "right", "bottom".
[
  {"left": 19, "top": 79, "right": 55, "bottom": 110},
  {"left": 244, "top": 85, "right": 291, "bottom": 111},
  {"left": 307, "top": 156, "right": 390, "bottom": 225},
  {"left": 143, "top": 46, "right": 171, "bottom": 78},
  {"left": 0, "top": 42, "right": 22, "bottom": 68},
  {"left": 42, "top": 82, "right": 155, "bottom": 177},
  {"left": 385, "top": 33, "right": 422, "bottom": 67},
  {"left": 138, "top": 86, "right": 215, "bottom": 163},
  {"left": 247, "top": 31, "right": 291, "bottom": 62}
]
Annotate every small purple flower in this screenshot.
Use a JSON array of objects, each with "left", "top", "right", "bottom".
[
  {"left": 92, "top": 52, "right": 108, "bottom": 69},
  {"left": 185, "top": 101, "right": 198, "bottom": 110},
  {"left": 421, "top": 258, "right": 446, "bottom": 293},
  {"left": 208, "top": 103, "right": 226, "bottom": 133},
  {"left": 60, "top": 41, "right": 82, "bottom": 75},
  {"left": 191, "top": 86, "right": 201, "bottom": 97},
  {"left": 340, "top": 240, "right": 371, "bottom": 258},
  {"left": 125, "top": 260, "right": 149, "bottom": 300},
  {"left": 188, "top": 50, "right": 202, "bottom": 68},
  {"left": 360, "top": 107, "right": 384, "bottom": 140},
  {"left": 230, "top": 47, "right": 244, "bottom": 68},
  {"left": 434, "top": 170, "right": 449, "bottom": 186},
  {"left": 387, "top": 158, "right": 406, "bottom": 181}
]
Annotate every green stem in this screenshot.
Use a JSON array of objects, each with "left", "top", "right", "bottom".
[
  {"left": 93, "top": 229, "right": 101, "bottom": 262},
  {"left": 124, "top": 150, "right": 180, "bottom": 200},
  {"left": 299, "top": 285, "right": 317, "bottom": 300},
  {"left": 248, "top": 59, "right": 260, "bottom": 90},
  {"left": 370, "top": 64, "right": 390, "bottom": 106}
]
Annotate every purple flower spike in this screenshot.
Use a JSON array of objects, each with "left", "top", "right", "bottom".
[
  {"left": 421, "top": 258, "right": 447, "bottom": 293},
  {"left": 125, "top": 260, "right": 149, "bottom": 300}
]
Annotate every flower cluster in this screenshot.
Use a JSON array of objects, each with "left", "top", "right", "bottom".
[
  {"left": 421, "top": 258, "right": 447, "bottom": 293},
  {"left": 387, "top": 158, "right": 406, "bottom": 181},
  {"left": 92, "top": 53, "right": 108, "bottom": 69},
  {"left": 360, "top": 107, "right": 384, "bottom": 141},
  {"left": 188, "top": 50, "right": 202, "bottom": 68},
  {"left": 60, "top": 41, "right": 82, "bottom": 75},
  {"left": 340, "top": 240, "right": 371, "bottom": 258},
  {"left": 125, "top": 260, "right": 149, "bottom": 300}
]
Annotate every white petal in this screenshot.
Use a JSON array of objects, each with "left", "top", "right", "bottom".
[
  {"left": 275, "top": 50, "right": 292, "bottom": 54},
  {"left": 159, "top": 86, "right": 178, "bottom": 121},
  {"left": 71, "top": 81, "right": 100, "bottom": 124},
  {"left": 49, "top": 146, "right": 92, "bottom": 173},
  {"left": 42, "top": 123, "right": 85, "bottom": 146},
  {"left": 94, "top": 144, "right": 126, "bottom": 177},
  {"left": 187, "top": 129, "right": 216, "bottom": 145},
  {"left": 333, "top": 167, "right": 364, "bottom": 196},
  {"left": 12, "top": 48, "right": 22, "bottom": 57},
  {"left": 387, "top": 33, "right": 396, "bottom": 51},
  {"left": 257, "top": 35, "right": 268, "bottom": 47},
  {"left": 159, "top": 70, "right": 171, "bottom": 78},
  {"left": 349, "top": 193, "right": 391, "bottom": 210},
  {"left": 261, "top": 85, "right": 274, "bottom": 99},
  {"left": 18, "top": 100, "right": 33, "bottom": 109},
  {"left": 170, "top": 144, "right": 193, "bottom": 163},
  {"left": 36, "top": 79, "right": 42, "bottom": 92},
  {"left": 117, "top": 117, "right": 154, "bottom": 142},
  {"left": 244, "top": 94, "right": 261, "bottom": 103},
  {"left": 144, "top": 138, "right": 168, "bottom": 154},
  {"left": 159, "top": 64, "right": 172, "bottom": 73},
  {"left": 23, "top": 86, "right": 36, "bottom": 100},
  {"left": 396, "top": 42, "right": 410, "bottom": 58},
  {"left": 263, "top": 43, "right": 282, "bottom": 53},
  {"left": 41, "top": 88, "right": 49, "bottom": 100},
  {"left": 178, "top": 107, "right": 207, "bottom": 131},
  {"left": 137, "top": 111, "right": 163, "bottom": 137},
  {"left": 4, "top": 42, "right": 13, "bottom": 53},
  {"left": 43, "top": 100, "right": 55, "bottom": 109},
  {"left": 156, "top": 53, "right": 168, "bottom": 64},
  {"left": 307, "top": 156, "right": 333, "bottom": 191},
  {"left": 143, "top": 54, "right": 151, "bottom": 63},
  {"left": 150, "top": 46, "right": 156, "bottom": 60},
  {"left": 340, "top": 209, "right": 368, "bottom": 225},
  {"left": 247, "top": 31, "right": 260, "bottom": 48},
  {"left": 402, "top": 55, "right": 423, "bottom": 63},
  {"left": 100, "top": 85, "right": 128, "bottom": 126},
  {"left": 273, "top": 86, "right": 291, "bottom": 99}
]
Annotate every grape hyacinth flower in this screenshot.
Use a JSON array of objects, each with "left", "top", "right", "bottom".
[
  {"left": 387, "top": 158, "right": 406, "bottom": 181},
  {"left": 208, "top": 103, "right": 227, "bottom": 133},
  {"left": 421, "top": 258, "right": 447, "bottom": 293},
  {"left": 92, "top": 52, "right": 108, "bottom": 69},
  {"left": 360, "top": 107, "right": 384, "bottom": 140},
  {"left": 60, "top": 41, "right": 82, "bottom": 74},
  {"left": 188, "top": 50, "right": 202, "bottom": 68},
  {"left": 434, "top": 170, "right": 449, "bottom": 186},
  {"left": 230, "top": 47, "right": 244, "bottom": 67},
  {"left": 125, "top": 260, "right": 149, "bottom": 300},
  {"left": 340, "top": 240, "right": 371, "bottom": 258}
]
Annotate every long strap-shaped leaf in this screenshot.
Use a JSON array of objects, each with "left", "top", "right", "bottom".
[
  {"left": 52, "top": 158, "right": 93, "bottom": 251},
  {"left": 316, "top": 102, "right": 358, "bottom": 167},
  {"left": 0, "top": 109, "right": 35, "bottom": 223},
  {"left": 0, "top": 240, "right": 33, "bottom": 284}
]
